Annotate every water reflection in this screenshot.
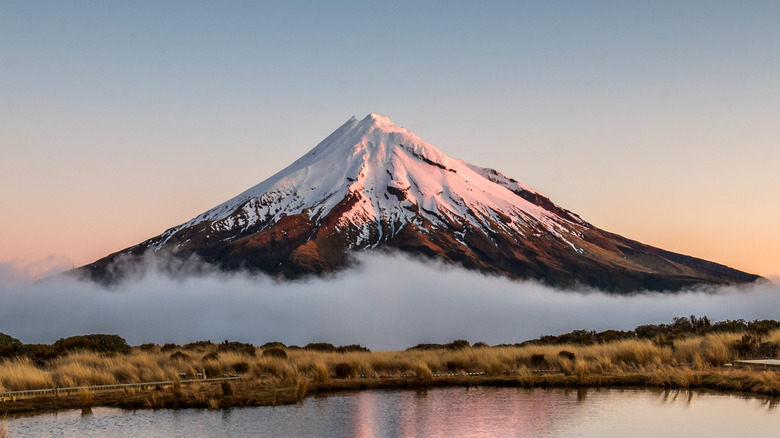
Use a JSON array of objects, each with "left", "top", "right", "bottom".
[{"left": 4, "top": 387, "right": 779, "bottom": 437}]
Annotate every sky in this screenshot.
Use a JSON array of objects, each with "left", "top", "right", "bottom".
[{"left": 1, "top": 0, "right": 779, "bottom": 280}]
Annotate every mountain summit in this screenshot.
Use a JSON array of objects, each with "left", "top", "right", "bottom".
[{"left": 80, "top": 113, "right": 760, "bottom": 292}]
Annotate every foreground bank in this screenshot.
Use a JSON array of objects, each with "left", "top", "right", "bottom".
[
  {"left": 2, "top": 366, "right": 780, "bottom": 416},
  {"left": 2, "top": 322, "right": 779, "bottom": 415}
]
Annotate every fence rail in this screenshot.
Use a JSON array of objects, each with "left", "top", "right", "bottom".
[{"left": 0, "top": 376, "right": 240, "bottom": 402}]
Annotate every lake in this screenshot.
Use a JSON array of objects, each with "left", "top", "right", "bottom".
[{"left": 4, "top": 387, "right": 778, "bottom": 437}]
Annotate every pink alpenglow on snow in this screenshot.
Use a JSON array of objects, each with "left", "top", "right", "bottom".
[{"left": 76, "top": 114, "right": 762, "bottom": 293}]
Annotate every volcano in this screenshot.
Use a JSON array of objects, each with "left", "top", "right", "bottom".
[{"left": 79, "top": 113, "right": 761, "bottom": 292}]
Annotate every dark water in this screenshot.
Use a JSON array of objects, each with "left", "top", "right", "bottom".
[{"left": 4, "top": 387, "right": 778, "bottom": 437}]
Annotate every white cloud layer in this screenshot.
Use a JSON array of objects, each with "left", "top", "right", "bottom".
[{"left": 1, "top": 254, "right": 778, "bottom": 350}]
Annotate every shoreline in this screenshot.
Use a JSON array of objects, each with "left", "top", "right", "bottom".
[{"left": 2, "top": 369, "right": 778, "bottom": 418}]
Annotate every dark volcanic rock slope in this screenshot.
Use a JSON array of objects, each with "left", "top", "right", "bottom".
[{"left": 80, "top": 114, "right": 761, "bottom": 292}]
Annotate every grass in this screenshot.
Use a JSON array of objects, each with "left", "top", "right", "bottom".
[{"left": 1, "top": 329, "right": 779, "bottom": 415}]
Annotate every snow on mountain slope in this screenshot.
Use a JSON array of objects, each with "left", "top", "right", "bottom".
[
  {"left": 80, "top": 113, "right": 762, "bottom": 292},
  {"left": 156, "top": 113, "right": 583, "bottom": 251}
]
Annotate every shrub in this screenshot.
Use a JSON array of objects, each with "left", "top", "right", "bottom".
[
  {"left": 0, "top": 332, "right": 22, "bottom": 358},
  {"left": 261, "top": 342, "right": 286, "bottom": 349},
  {"left": 558, "top": 350, "right": 576, "bottom": 361},
  {"left": 447, "top": 340, "right": 471, "bottom": 350},
  {"left": 335, "top": 344, "right": 370, "bottom": 353},
  {"left": 169, "top": 351, "right": 189, "bottom": 361},
  {"left": 202, "top": 352, "right": 219, "bottom": 361},
  {"left": 52, "top": 334, "right": 131, "bottom": 355},
  {"left": 203, "top": 361, "right": 222, "bottom": 379},
  {"left": 184, "top": 340, "right": 214, "bottom": 350},
  {"left": 530, "top": 354, "right": 546, "bottom": 368},
  {"left": 0, "top": 332, "right": 22, "bottom": 348},
  {"left": 232, "top": 362, "right": 250, "bottom": 373},
  {"left": 160, "top": 343, "right": 179, "bottom": 352},
  {"left": 304, "top": 342, "right": 336, "bottom": 352},
  {"left": 263, "top": 348, "right": 288, "bottom": 359},
  {"left": 334, "top": 362, "right": 356, "bottom": 379},
  {"left": 138, "top": 343, "right": 159, "bottom": 352},
  {"left": 217, "top": 341, "right": 256, "bottom": 357},
  {"left": 406, "top": 343, "right": 444, "bottom": 351}
]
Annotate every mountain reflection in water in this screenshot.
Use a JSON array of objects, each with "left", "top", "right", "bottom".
[{"left": 5, "top": 387, "right": 778, "bottom": 437}]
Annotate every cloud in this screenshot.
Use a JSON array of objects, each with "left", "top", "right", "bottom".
[
  {"left": 1, "top": 253, "right": 778, "bottom": 350},
  {"left": 0, "top": 255, "right": 74, "bottom": 284}
]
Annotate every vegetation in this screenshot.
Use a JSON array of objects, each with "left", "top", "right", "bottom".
[{"left": 1, "top": 317, "right": 779, "bottom": 415}]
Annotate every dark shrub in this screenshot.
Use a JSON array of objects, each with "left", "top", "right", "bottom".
[
  {"left": 161, "top": 343, "right": 179, "bottom": 352},
  {"left": 472, "top": 342, "right": 489, "bottom": 348},
  {"left": 594, "top": 330, "right": 635, "bottom": 344},
  {"left": 204, "top": 362, "right": 222, "bottom": 378},
  {"left": 52, "top": 334, "right": 131, "bottom": 355},
  {"left": 184, "top": 340, "right": 214, "bottom": 350},
  {"left": 232, "top": 361, "right": 250, "bottom": 373},
  {"left": 263, "top": 347, "right": 288, "bottom": 359},
  {"left": 558, "top": 350, "right": 576, "bottom": 361},
  {"left": 757, "top": 342, "right": 779, "bottom": 358},
  {"left": 0, "top": 344, "right": 20, "bottom": 358},
  {"left": 304, "top": 342, "right": 336, "bottom": 352},
  {"left": 634, "top": 324, "right": 662, "bottom": 340},
  {"left": 138, "top": 343, "right": 159, "bottom": 352},
  {"left": 406, "top": 343, "right": 444, "bottom": 351},
  {"left": 711, "top": 319, "right": 748, "bottom": 333},
  {"left": 0, "top": 332, "right": 22, "bottom": 348},
  {"left": 221, "top": 382, "right": 233, "bottom": 396},
  {"left": 735, "top": 333, "right": 779, "bottom": 359},
  {"left": 0, "top": 332, "right": 22, "bottom": 357},
  {"left": 19, "top": 344, "right": 54, "bottom": 362},
  {"left": 217, "top": 341, "right": 256, "bottom": 356},
  {"left": 334, "top": 362, "right": 355, "bottom": 379},
  {"left": 530, "top": 354, "right": 546, "bottom": 368},
  {"left": 557, "top": 330, "right": 596, "bottom": 345},
  {"left": 202, "top": 352, "right": 219, "bottom": 361},
  {"left": 735, "top": 333, "right": 758, "bottom": 358},
  {"left": 447, "top": 340, "right": 471, "bottom": 350},
  {"left": 749, "top": 320, "right": 780, "bottom": 335},
  {"left": 335, "top": 344, "right": 370, "bottom": 353},
  {"left": 169, "top": 351, "right": 189, "bottom": 361},
  {"left": 261, "top": 342, "right": 286, "bottom": 349}
]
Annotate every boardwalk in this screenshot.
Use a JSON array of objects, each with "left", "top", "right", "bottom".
[
  {"left": 732, "top": 359, "right": 780, "bottom": 370},
  {"left": 0, "top": 376, "right": 240, "bottom": 403}
]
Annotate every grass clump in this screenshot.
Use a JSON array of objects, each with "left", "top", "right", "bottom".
[{"left": 1, "top": 315, "right": 780, "bottom": 409}]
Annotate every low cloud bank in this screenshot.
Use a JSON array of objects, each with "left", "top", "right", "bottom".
[{"left": 1, "top": 254, "right": 778, "bottom": 350}]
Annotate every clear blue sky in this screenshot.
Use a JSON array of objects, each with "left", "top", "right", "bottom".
[{"left": 2, "top": 1, "right": 779, "bottom": 277}]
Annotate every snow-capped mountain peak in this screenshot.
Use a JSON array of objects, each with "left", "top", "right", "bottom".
[
  {"left": 80, "top": 113, "right": 761, "bottom": 292},
  {"left": 159, "top": 113, "right": 580, "bottom": 250}
]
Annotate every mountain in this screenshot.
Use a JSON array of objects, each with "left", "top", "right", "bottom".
[{"left": 78, "top": 113, "right": 761, "bottom": 292}]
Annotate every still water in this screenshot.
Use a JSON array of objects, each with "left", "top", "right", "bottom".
[{"left": 4, "top": 387, "right": 778, "bottom": 437}]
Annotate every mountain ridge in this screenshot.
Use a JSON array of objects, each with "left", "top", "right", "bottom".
[{"left": 78, "top": 113, "right": 762, "bottom": 292}]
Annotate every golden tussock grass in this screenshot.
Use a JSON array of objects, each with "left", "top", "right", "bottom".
[
  {"left": 0, "top": 358, "right": 54, "bottom": 390},
  {"left": 79, "top": 389, "right": 93, "bottom": 407},
  {"left": 1, "top": 329, "right": 778, "bottom": 398}
]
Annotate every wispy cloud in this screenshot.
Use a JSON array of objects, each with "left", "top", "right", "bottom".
[{"left": 1, "top": 254, "right": 778, "bottom": 350}]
